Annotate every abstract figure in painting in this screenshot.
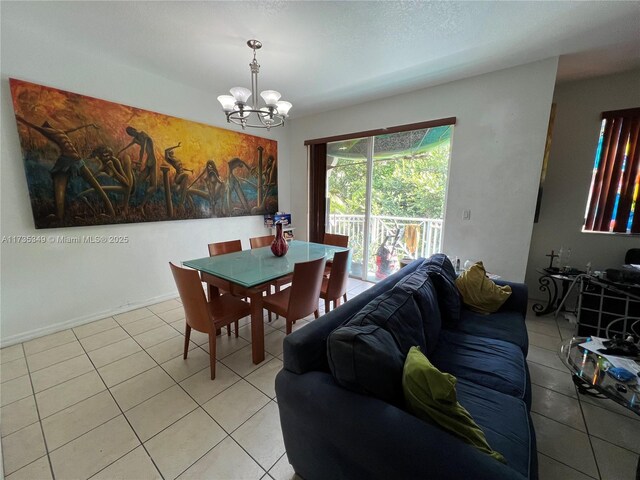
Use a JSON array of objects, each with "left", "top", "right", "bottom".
[
  {"left": 164, "top": 142, "right": 193, "bottom": 208},
  {"left": 84, "top": 145, "right": 135, "bottom": 213},
  {"left": 15, "top": 115, "right": 115, "bottom": 220},
  {"left": 226, "top": 158, "right": 252, "bottom": 214},
  {"left": 118, "top": 126, "right": 159, "bottom": 209},
  {"left": 203, "top": 160, "right": 227, "bottom": 217}
]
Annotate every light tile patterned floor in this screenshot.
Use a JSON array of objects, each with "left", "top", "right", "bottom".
[
  {"left": 526, "top": 305, "right": 640, "bottom": 480},
  {"left": 1, "top": 280, "right": 638, "bottom": 479},
  {"left": 0, "top": 277, "right": 373, "bottom": 480}
]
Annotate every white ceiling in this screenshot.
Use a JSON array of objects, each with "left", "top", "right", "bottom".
[{"left": 2, "top": 1, "right": 639, "bottom": 118}]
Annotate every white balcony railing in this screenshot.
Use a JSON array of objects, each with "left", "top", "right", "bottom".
[{"left": 327, "top": 214, "right": 443, "bottom": 267}]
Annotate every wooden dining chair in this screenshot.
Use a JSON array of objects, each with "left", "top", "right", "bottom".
[
  {"left": 320, "top": 249, "right": 351, "bottom": 313},
  {"left": 249, "top": 235, "right": 275, "bottom": 249},
  {"left": 262, "top": 257, "right": 326, "bottom": 334},
  {"left": 170, "top": 262, "right": 251, "bottom": 380},
  {"left": 323, "top": 233, "right": 349, "bottom": 277},
  {"left": 208, "top": 239, "right": 243, "bottom": 336},
  {"left": 324, "top": 233, "right": 349, "bottom": 248},
  {"left": 208, "top": 239, "right": 242, "bottom": 256}
]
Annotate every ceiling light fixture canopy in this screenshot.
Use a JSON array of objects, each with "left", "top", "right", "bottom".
[{"left": 217, "top": 39, "right": 292, "bottom": 130}]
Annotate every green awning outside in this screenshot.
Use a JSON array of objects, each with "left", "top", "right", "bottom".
[{"left": 326, "top": 125, "right": 452, "bottom": 164}]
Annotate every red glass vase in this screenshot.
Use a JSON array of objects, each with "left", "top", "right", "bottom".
[{"left": 271, "top": 223, "right": 289, "bottom": 257}]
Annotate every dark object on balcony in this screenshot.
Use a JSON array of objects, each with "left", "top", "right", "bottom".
[{"left": 375, "top": 226, "right": 404, "bottom": 279}]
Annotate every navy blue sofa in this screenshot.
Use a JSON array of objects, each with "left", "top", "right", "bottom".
[{"left": 275, "top": 257, "right": 536, "bottom": 480}]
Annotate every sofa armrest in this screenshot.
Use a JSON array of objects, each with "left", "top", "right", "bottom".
[
  {"left": 275, "top": 370, "right": 525, "bottom": 480},
  {"left": 495, "top": 280, "right": 528, "bottom": 318}
]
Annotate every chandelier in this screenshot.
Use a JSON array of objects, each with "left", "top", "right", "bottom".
[{"left": 217, "top": 39, "right": 292, "bottom": 130}]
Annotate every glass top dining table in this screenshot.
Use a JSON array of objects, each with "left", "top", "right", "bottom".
[
  {"left": 183, "top": 240, "right": 348, "bottom": 288},
  {"left": 182, "top": 240, "right": 349, "bottom": 366}
]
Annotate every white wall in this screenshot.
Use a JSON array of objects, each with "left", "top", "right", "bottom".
[
  {"left": 0, "top": 25, "right": 290, "bottom": 345},
  {"left": 0, "top": 13, "right": 561, "bottom": 345},
  {"left": 289, "top": 59, "right": 559, "bottom": 283},
  {"left": 525, "top": 69, "right": 640, "bottom": 296}
]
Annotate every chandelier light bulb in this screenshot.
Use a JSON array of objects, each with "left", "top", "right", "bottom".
[
  {"left": 260, "top": 90, "right": 281, "bottom": 107},
  {"left": 217, "top": 95, "right": 236, "bottom": 112},
  {"left": 275, "top": 101, "right": 292, "bottom": 117},
  {"left": 261, "top": 111, "right": 275, "bottom": 129},
  {"left": 230, "top": 87, "right": 252, "bottom": 104}
]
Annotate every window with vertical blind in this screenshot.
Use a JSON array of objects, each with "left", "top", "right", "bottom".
[{"left": 583, "top": 107, "right": 640, "bottom": 234}]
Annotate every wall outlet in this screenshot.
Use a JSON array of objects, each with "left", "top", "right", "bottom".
[{"left": 463, "top": 209, "right": 471, "bottom": 220}]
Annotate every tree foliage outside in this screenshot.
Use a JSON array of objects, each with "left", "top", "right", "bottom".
[
  {"left": 326, "top": 128, "right": 452, "bottom": 279},
  {"left": 328, "top": 143, "right": 451, "bottom": 220}
]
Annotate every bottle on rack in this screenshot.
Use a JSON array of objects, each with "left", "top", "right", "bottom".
[{"left": 557, "top": 246, "right": 564, "bottom": 269}]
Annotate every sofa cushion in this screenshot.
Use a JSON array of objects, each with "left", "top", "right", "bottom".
[
  {"left": 394, "top": 266, "right": 442, "bottom": 354},
  {"left": 346, "top": 283, "right": 427, "bottom": 355},
  {"left": 426, "top": 253, "right": 457, "bottom": 281},
  {"left": 283, "top": 258, "right": 426, "bottom": 375},
  {"left": 456, "top": 262, "right": 512, "bottom": 314},
  {"left": 456, "top": 378, "right": 533, "bottom": 479},
  {"left": 423, "top": 254, "right": 462, "bottom": 325},
  {"left": 431, "top": 330, "right": 527, "bottom": 402},
  {"left": 402, "top": 347, "right": 506, "bottom": 463},
  {"left": 450, "top": 309, "right": 529, "bottom": 356},
  {"left": 327, "top": 325, "right": 404, "bottom": 406}
]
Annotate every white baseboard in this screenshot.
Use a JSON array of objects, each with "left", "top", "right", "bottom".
[{"left": 0, "top": 291, "right": 179, "bottom": 348}]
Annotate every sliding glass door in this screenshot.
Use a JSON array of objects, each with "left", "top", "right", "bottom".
[
  {"left": 326, "top": 125, "right": 453, "bottom": 282},
  {"left": 325, "top": 137, "right": 370, "bottom": 278}
]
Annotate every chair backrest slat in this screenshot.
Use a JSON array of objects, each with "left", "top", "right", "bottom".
[
  {"left": 287, "top": 257, "right": 326, "bottom": 320},
  {"left": 325, "top": 249, "right": 351, "bottom": 299},
  {"left": 324, "top": 233, "right": 349, "bottom": 248},
  {"left": 169, "top": 262, "right": 212, "bottom": 334},
  {"left": 250, "top": 235, "right": 275, "bottom": 249},
  {"left": 208, "top": 240, "right": 242, "bottom": 256}
]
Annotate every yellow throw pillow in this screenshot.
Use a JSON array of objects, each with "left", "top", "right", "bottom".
[
  {"left": 402, "top": 346, "right": 506, "bottom": 463},
  {"left": 455, "top": 262, "right": 511, "bottom": 314}
]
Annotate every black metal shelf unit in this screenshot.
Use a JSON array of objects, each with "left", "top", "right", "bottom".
[{"left": 577, "top": 277, "right": 640, "bottom": 338}]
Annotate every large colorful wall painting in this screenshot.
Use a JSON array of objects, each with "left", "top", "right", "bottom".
[{"left": 9, "top": 78, "right": 278, "bottom": 229}]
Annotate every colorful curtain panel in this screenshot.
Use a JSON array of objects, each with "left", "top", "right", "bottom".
[{"left": 584, "top": 107, "right": 640, "bottom": 234}]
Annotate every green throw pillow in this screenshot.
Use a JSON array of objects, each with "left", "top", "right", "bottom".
[
  {"left": 455, "top": 261, "right": 511, "bottom": 314},
  {"left": 402, "top": 346, "right": 506, "bottom": 463}
]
